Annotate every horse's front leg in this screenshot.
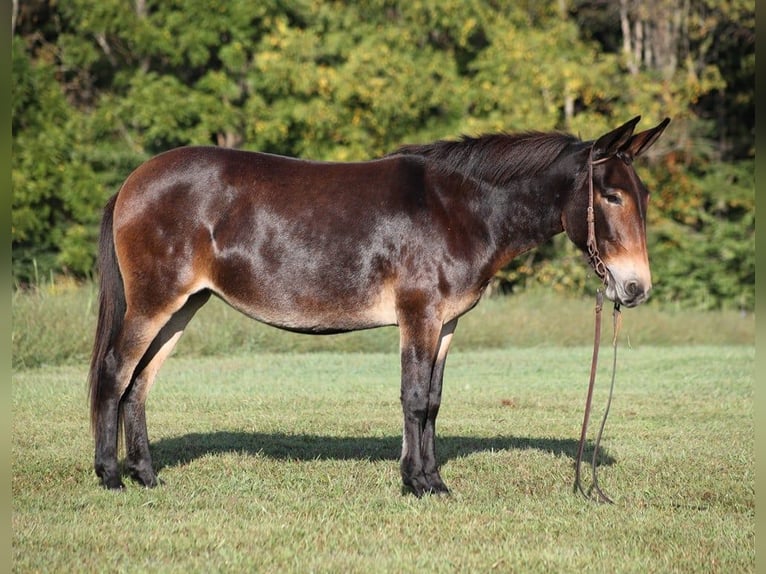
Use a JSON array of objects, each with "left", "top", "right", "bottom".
[
  {"left": 420, "top": 318, "right": 457, "bottom": 494},
  {"left": 398, "top": 308, "right": 445, "bottom": 496}
]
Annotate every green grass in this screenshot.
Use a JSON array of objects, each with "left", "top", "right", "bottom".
[
  {"left": 11, "top": 282, "right": 755, "bottom": 368},
  {"left": 13, "top": 346, "right": 753, "bottom": 572}
]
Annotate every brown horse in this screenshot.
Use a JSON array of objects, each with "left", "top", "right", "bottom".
[{"left": 89, "top": 116, "right": 669, "bottom": 495}]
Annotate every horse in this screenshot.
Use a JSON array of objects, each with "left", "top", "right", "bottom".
[{"left": 88, "top": 116, "right": 670, "bottom": 495}]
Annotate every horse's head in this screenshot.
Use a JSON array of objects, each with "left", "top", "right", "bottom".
[{"left": 563, "top": 116, "right": 670, "bottom": 307}]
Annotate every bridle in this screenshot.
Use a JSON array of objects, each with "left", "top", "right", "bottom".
[
  {"left": 585, "top": 147, "right": 611, "bottom": 284},
  {"left": 574, "top": 147, "right": 623, "bottom": 504}
]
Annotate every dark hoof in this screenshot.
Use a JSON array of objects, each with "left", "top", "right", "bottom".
[
  {"left": 101, "top": 476, "right": 126, "bottom": 490},
  {"left": 426, "top": 474, "right": 450, "bottom": 495},
  {"left": 129, "top": 468, "right": 160, "bottom": 488},
  {"left": 402, "top": 484, "right": 424, "bottom": 497},
  {"left": 130, "top": 473, "right": 160, "bottom": 488},
  {"left": 402, "top": 475, "right": 451, "bottom": 498},
  {"left": 402, "top": 484, "right": 451, "bottom": 498},
  {"left": 95, "top": 460, "right": 125, "bottom": 490},
  {"left": 429, "top": 483, "right": 451, "bottom": 496}
]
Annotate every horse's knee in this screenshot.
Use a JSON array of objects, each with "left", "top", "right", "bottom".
[{"left": 401, "top": 382, "right": 429, "bottom": 415}]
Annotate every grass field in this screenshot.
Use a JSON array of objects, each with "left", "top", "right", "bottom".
[
  {"left": 11, "top": 284, "right": 755, "bottom": 368},
  {"left": 13, "top": 344, "right": 753, "bottom": 572}
]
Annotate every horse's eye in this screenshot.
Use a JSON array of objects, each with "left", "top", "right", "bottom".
[{"left": 603, "top": 193, "right": 623, "bottom": 206}]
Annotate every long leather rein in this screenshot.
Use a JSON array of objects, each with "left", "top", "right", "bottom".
[{"left": 573, "top": 148, "right": 623, "bottom": 504}]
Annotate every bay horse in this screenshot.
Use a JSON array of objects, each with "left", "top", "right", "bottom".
[{"left": 89, "top": 116, "right": 669, "bottom": 495}]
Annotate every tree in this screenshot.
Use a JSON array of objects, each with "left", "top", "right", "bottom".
[
  {"left": 11, "top": 0, "right": 754, "bottom": 309},
  {"left": 12, "top": 36, "right": 105, "bottom": 281}
]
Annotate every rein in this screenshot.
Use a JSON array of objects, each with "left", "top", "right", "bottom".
[
  {"left": 574, "top": 291, "right": 621, "bottom": 503},
  {"left": 574, "top": 149, "right": 622, "bottom": 504}
]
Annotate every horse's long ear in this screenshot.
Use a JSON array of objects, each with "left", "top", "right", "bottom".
[
  {"left": 592, "top": 116, "right": 642, "bottom": 160},
  {"left": 621, "top": 117, "right": 671, "bottom": 159}
]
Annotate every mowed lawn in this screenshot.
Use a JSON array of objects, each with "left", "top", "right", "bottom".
[{"left": 12, "top": 345, "right": 753, "bottom": 573}]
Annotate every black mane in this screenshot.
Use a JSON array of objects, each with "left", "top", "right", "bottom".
[{"left": 391, "top": 132, "right": 582, "bottom": 186}]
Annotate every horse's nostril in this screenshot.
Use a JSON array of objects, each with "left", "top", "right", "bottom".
[{"left": 626, "top": 281, "right": 639, "bottom": 296}]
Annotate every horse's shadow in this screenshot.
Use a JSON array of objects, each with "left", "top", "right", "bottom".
[{"left": 150, "top": 431, "right": 615, "bottom": 471}]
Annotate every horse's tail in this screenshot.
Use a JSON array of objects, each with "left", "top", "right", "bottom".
[{"left": 88, "top": 193, "right": 125, "bottom": 434}]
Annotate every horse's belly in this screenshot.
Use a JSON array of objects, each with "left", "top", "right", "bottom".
[{"left": 215, "top": 282, "right": 399, "bottom": 334}]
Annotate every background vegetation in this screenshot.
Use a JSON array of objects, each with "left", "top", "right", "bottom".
[
  {"left": 11, "top": 282, "right": 754, "bottom": 370},
  {"left": 12, "top": 0, "right": 754, "bottom": 310}
]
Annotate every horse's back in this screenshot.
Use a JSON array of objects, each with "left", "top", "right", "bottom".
[{"left": 115, "top": 146, "right": 432, "bottom": 219}]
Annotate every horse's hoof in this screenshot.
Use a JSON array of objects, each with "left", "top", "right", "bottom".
[
  {"left": 402, "top": 484, "right": 424, "bottom": 498},
  {"left": 130, "top": 471, "right": 159, "bottom": 488},
  {"left": 101, "top": 477, "right": 126, "bottom": 490},
  {"left": 402, "top": 475, "right": 450, "bottom": 498},
  {"left": 426, "top": 475, "right": 450, "bottom": 495},
  {"left": 401, "top": 478, "right": 429, "bottom": 498},
  {"left": 430, "top": 484, "right": 451, "bottom": 496},
  {"left": 134, "top": 475, "right": 160, "bottom": 488}
]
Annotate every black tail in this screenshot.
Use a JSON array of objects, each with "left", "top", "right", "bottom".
[{"left": 88, "top": 194, "right": 125, "bottom": 434}]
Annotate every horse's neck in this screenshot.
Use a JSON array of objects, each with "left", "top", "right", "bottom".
[
  {"left": 421, "top": 154, "right": 578, "bottom": 277},
  {"left": 480, "top": 171, "right": 573, "bottom": 271}
]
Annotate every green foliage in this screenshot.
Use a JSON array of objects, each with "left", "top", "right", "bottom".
[
  {"left": 11, "top": 0, "right": 754, "bottom": 309},
  {"left": 12, "top": 37, "right": 106, "bottom": 281},
  {"left": 649, "top": 160, "right": 754, "bottom": 310}
]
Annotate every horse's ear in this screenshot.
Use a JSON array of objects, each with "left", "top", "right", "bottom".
[
  {"left": 621, "top": 117, "right": 671, "bottom": 159},
  {"left": 592, "top": 116, "right": 642, "bottom": 160}
]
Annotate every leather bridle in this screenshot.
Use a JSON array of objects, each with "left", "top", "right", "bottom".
[{"left": 585, "top": 147, "right": 611, "bottom": 284}]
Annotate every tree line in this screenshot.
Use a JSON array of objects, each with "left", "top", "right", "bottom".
[{"left": 12, "top": 0, "right": 754, "bottom": 309}]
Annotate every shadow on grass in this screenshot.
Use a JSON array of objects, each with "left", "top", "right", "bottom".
[{"left": 150, "top": 432, "right": 615, "bottom": 472}]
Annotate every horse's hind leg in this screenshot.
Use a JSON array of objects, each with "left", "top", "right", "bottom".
[
  {"left": 123, "top": 291, "right": 211, "bottom": 487},
  {"left": 94, "top": 311, "right": 173, "bottom": 489}
]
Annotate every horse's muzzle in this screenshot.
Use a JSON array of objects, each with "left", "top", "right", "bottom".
[{"left": 604, "top": 271, "right": 652, "bottom": 308}]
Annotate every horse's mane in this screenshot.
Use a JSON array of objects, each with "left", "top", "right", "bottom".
[{"left": 390, "top": 131, "right": 582, "bottom": 186}]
